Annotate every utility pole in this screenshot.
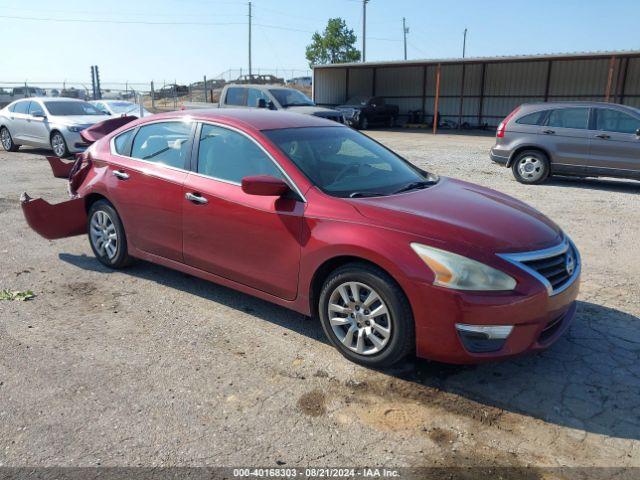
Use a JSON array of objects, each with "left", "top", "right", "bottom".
[
  {"left": 248, "top": 1, "right": 252, "bottom": 77},
  {"left": 362, "top": 0, "right": 369, "bottom": 62},
  {"left": 402, "top": 17, "right": 409, "bottom": 60},
  {"left": 462, "top": 28, "right": 468, "bottom": 58}
]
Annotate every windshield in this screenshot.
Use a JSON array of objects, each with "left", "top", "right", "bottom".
[
  {"left": 344, "top": 96, "right": 369, "bottom": 106},
  {"left": 269, "top": 88, "right": 314, "bottom": 107},
  {"left": 108, "top": 101, "right": 139, "bottom": 114},
  {"left": 264, "top": 127, "right": 436, "bottom": 198},
  {"left": 44, "top": 101, "right": 107, "bottom": 116}
]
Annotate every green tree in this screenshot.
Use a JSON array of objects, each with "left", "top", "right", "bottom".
[{"left": 305, "top": 18, "right": 361, "bottom": 67}]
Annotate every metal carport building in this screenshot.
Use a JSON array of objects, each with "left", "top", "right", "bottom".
[{"left": 312, "top": 50, "right": 640, "bottom": 128}]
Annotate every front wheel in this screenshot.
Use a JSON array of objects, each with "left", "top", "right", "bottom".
[
  {"left": 512, "top": 150, "right": 550, "bottom": 184},
  {"left": 50, "top": 131, "right": 69, "bottom": 158},
  {"left": 88, "top": 200, "right": 132, "bottom": 269},
  {"left": 318, "top": 262, "right": 414, "bottom": 367},
  {"left": 1, "top": 127, "right": 20, "bottom": 152}
]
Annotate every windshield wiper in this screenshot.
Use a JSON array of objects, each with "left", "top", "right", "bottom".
[
  {"left": 349, "top": 191, "right": 385, "bottom": 198},
  {"left": 392, "top": 180, "right": 437, "bottom": 195}
]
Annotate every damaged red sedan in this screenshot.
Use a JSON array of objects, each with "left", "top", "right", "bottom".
[{"left": 21, "top": 110, "right": 580, "bottom": 366}]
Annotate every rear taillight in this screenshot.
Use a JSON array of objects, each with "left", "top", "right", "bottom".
[{"left": 496, "top": 106, "right": 521, "bottom": 138}]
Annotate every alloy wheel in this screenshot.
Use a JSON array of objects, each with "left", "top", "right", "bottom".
[
  {"left": 90, "top": 210, "right": 118, "bottom": 260},
  {"left": 517, "top": 155, "right": 545, "bottom": 182},
  {"left": 327, "top": 281, "right": 392, "bottom": 355},
  {"left": 1, "top": 128, "right": 11, "bottom": 150},
  {"left": 51, "top": 134, "right": 66, "bottom": 157}
]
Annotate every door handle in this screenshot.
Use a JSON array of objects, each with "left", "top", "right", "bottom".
[
  {"left": 595, "top": 133, "right": 610, "bottom": 139},
  {"left": 185, "top": 192, "right": 208, "bottom": 205},
  {"left": 542, "top": 129, "right": 555, "bottom": 135},
  {"left": 112, "top": 170, "right": 130, "bottom": 180}
]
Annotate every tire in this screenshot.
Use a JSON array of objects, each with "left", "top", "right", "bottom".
[
  {"left": 87, "top": 200, "right": 132, "bottom": 269},
  {"left": 50, "top": 131, "right": 69, "bottom": 158},
  {"left": 387, "top": 116, "right": 396, "bottom": 128},
  {"left": 358, "top": 116, "right": 369, "bottom": 130},
  {"left": 318, "top": 262, "right": 414, "bottom": 368},
  {"left": 1, "top": 127, "right": 20, "bottom": 152},
  {"left": 511, "top": 149, "right": 550, "bottom": 185}
]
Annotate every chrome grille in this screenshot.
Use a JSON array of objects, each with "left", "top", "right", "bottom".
[{"left": 498, "top": 237, "right": 580, "bottom": 296}]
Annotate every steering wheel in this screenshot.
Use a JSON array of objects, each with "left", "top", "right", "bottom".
[{"left": 333, "top": 162, "right": 361, "bottom": 183}]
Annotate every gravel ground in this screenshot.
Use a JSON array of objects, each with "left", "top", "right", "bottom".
[{"left": 0, "top": 131, "right": 639, "bottom": 473}]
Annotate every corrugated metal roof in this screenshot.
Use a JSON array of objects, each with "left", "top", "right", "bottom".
[{"left": 312, "top": 50, "right": 640, "bottom": 69}]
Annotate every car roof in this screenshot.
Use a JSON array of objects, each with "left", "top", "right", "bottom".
[
  {"left": 148, "top": 108, "right": 343, "bottom": 131},
  {"left": 522, "top": 101, "right": 637, "bottom": 110},
  {"left": 226, "top": 84, "right": 293, "bottom": 91}
]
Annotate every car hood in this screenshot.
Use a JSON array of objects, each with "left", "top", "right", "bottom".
[
  {"left": 52, "top": 115, "right": 111, "bottom": 126},
  {"left": 350, "top": 177, "right": 563, "bottom": 254},
  {"left": 284, "top": 105, "right": 339, "bottom": 115}
]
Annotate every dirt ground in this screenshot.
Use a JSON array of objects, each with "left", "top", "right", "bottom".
[{"left": 0, "top": 130, "right": 638, "bottom": 474}]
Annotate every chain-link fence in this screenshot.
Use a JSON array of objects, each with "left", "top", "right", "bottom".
[{"left": 0, "top": 68, "right": 313, "bottom": 113}]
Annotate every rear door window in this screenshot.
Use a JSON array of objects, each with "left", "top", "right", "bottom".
[
  {"left": 546, "top": 108, "right": 589, "bottom": 130},
  {"left": 595, "top": 108, "right": 640, "bottom": 135},
  {"left": 225, "top": 87, "right": 247, "bottom": 106},
  {"left": 130, "top": 121, "right": 193, "bottom": 169},
  {"left": 113, "top": 129, "right": 136, "bottom": 155}
]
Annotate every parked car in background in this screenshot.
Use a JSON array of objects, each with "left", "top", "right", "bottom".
[
  {"left": 21, "top": 109, "right": 579, "bottom": 367},
  {"left": 491, "top": 101, "right": 640, "bottom": 184},
  {"left": 11, "top": 86, "right": 47, "bottom": 98},
  {"left": 335, "top": 96, "right": 400, "bottom": 129},
  {"left": 91, "top": 100, "right": 151, "bottom": 118},
  {"left": 287, "top": 76, "right": 312, "bottom": 87},
  {"left": 184, "top": 84, "right": 344, "bottom": 123},
  {"left": 0, "top": 97, "right": 109, "bottom": 156}
]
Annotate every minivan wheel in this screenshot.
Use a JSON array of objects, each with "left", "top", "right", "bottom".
[
  {"left": 318, "top": 262, "right": 414, "bottom": 368},
  {"left": 1, "top": 127, "right": 19, "bottom": 152},
  {"left": 512, "top": 150, "right": 550, "bottom": 184},
  {"left": 50, "top": 131, "right": 69, "bottom": 158},
  {"left": 88, "top": 200, "right": 132, "bottom": 269}
]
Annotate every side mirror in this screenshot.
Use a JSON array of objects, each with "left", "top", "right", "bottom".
[
  {"left": 636, "top": 128, "right": 640, "bottom": 137},
  {"left": 268, "top": 101, "right": 277, "bottom": 110},
  {"left": 257, "top": 98, "right": 267, "bottom": 109},
  {"left": 32, "top": 112, "right": 46, "bottom": 119},
  {"left": 242, "top": 175, "right": 290, "bottom": 197}
]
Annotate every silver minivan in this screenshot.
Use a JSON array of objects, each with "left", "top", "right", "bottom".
[{"left": 490, "top": 102, "right": 640, "bottom": 184}]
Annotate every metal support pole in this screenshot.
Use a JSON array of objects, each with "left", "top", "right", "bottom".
[
  {"left": 604, "top": 55, "right": 616, "bottom": 102},
  {"left": 462, "top": 28, "right": 467, "bottom": 58},
  {"left": 151, "top": 81, "right": 155, "bottom": 110},
  {"left": 362, "top": 0, "right": 369, "bottom": 62},
  {"left": 248, "top": 1, "right": 252, "bottom": 77},
  {"left": 477, "top": 62, "right": 486, "bottom": 127},
  {"left": 203, "top": 75, "right": 207, "bottom": 103},
  {"left": 433, "top": 64, "right": 441, "bottom": 135},
  {"left": 402, "top": 17, "right": 408, "bottom": 61},
  {"left": 458, "top": 63, "right": 466, "bottom": 128}
]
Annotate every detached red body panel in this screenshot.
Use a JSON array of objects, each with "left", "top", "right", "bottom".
[
  {"left": 21, "top": 109, "right": 580, "bottom": 364},
  {"left": 46, "top": 156, "right": 75, "bottom": 179}
]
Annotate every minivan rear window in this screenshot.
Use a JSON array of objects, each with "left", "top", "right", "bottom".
[{"left": 516, "top": 111, "right": 546, "bottom": 126}]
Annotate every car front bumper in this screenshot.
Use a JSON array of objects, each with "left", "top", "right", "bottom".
[{"left": 406, "top": 271, "right": 580, "bottom": 364}]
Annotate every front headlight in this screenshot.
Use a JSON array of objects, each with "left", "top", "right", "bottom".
[
  {"left": 67, "top": 125, "right": 84, "bottom": 132},
  {"left": 410, "top": 243, "right": 517, "bottom": 291}
]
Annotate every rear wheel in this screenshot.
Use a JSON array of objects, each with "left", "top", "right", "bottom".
[
  {"left": 88, "top": 200, "right": 132, "bottom": 269},
  {"left": 50, "top": 131, "right": 69, "bottom": 158},
  {"left": 1, "top": 127, "right": 19, "bottom": 152},
  {"left": 512, "top": 150, "right": 550, "bottom": 184},
  {"left": 318, "top": 262, "right": 414, "bottom": 367}
]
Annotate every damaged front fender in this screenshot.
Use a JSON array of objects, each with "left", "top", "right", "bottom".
[{"left": 21, "top": 193, "right": 86, "bottom": 240}]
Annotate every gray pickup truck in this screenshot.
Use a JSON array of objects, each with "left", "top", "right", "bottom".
[{"left": 183, "top": 84, "right": 344, "bottom": 123}]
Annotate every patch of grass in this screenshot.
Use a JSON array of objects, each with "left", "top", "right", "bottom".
[{"left": 0, "top": 289, "right": 35, "bottom": 301}]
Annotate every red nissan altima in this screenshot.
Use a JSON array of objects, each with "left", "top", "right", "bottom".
[{"left": 22, "top": 109, "right": 580, "bottom": 367}]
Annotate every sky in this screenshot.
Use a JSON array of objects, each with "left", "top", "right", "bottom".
[{"left": 0, "top": 0, "right": 639, "bottom": 87}]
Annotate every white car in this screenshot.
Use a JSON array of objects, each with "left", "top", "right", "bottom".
[
  {"left": 0, "top": 97, "right": 110, "bottom": 157},
  {"left": 91, "top": 100, "right": 150, "bottom": 118}
]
